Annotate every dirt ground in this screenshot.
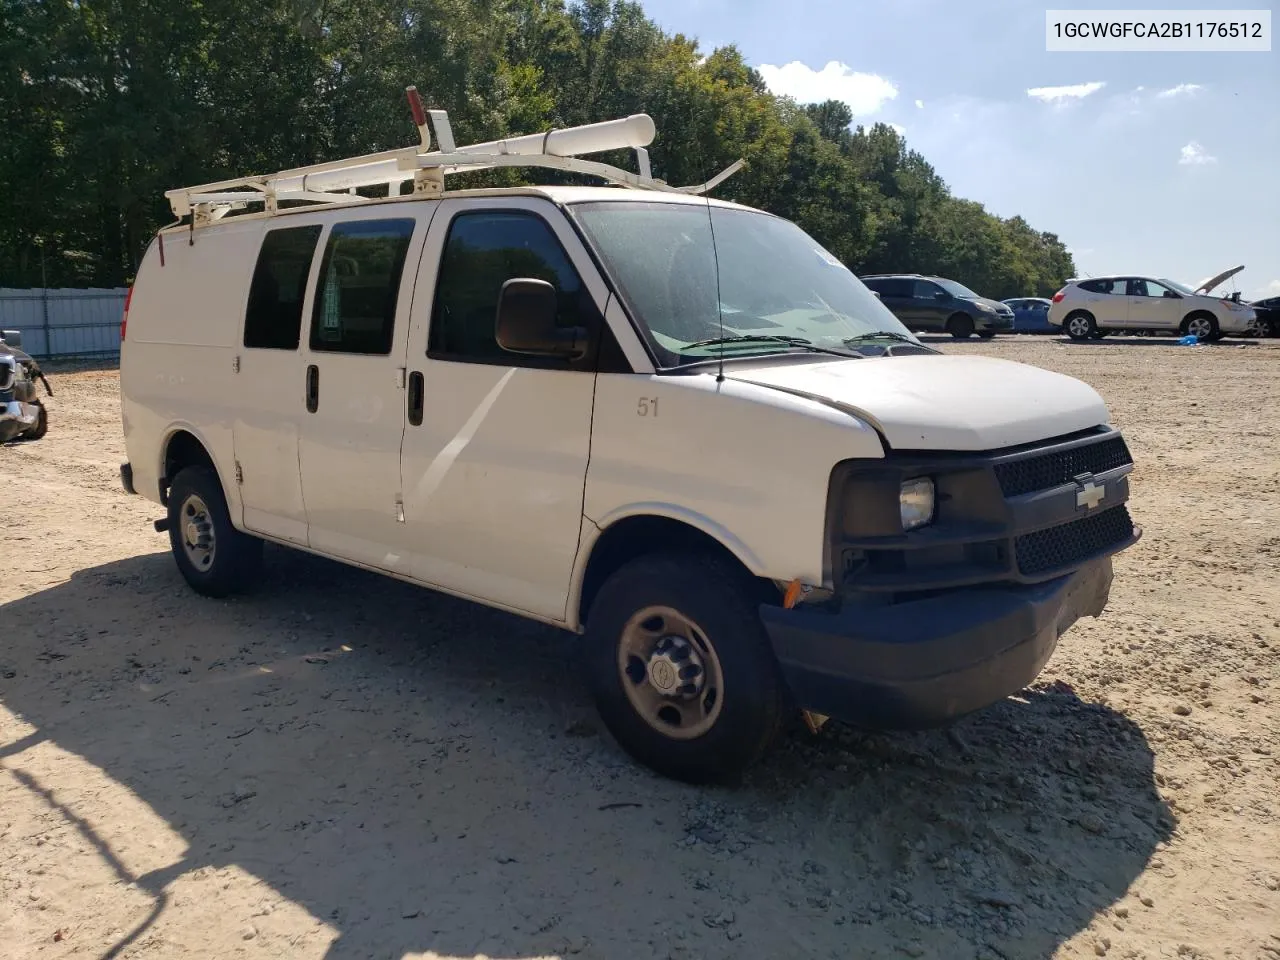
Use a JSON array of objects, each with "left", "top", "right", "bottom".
[{"left": 1, "top": 335, "right": 1277, "bottom": 960}]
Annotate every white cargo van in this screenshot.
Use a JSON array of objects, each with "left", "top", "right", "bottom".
[{"left": 119, "top": 102, "right": 1141, "bottom": 782}]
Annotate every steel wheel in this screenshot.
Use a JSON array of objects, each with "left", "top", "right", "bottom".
[
  {"left": 179, "top": 493, "right": 216, "bottom": 571},
  {"left": 617, "top": 605, "right": 725, "bottom": 741}
]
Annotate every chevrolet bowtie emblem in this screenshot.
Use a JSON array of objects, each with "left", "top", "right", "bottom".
[{"left": 1075, "top": 478, "right": 1105, "bottom": 510}]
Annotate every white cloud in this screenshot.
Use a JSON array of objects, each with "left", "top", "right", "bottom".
[
  {"left": 1157, "top": 83, "right": 1203, "bottom": 98},
  {"left": 1255, "top": 279, "right": 1280, "bottom": 299},
  {"left": 1026, "top": 81, "right": 1106, "bottom": 102},
  {"left": 888, "top": 122, "right": 906, "bottom": 136},
  {"left": 1178, "top": 141, "right": 1217, "bottom": 165},
  {"left": 914, "top": 99, "right": 925, "bottom": 109},
  {"left": 757, "top": 60, "right": 898, "bottom": 115}
]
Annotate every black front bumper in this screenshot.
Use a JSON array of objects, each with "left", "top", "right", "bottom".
[{"left": 760, "top": 556, "right": 1114, "bottom": 729}]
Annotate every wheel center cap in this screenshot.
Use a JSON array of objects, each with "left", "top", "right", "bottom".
[
  {"left": 647, "top": 655, "right": 679, "bottom": 694},
  {"left": 185, "top": 521, "right": 202, "bottom": 546}
]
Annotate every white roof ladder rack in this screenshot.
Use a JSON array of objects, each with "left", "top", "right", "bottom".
[{"left": 166, "top": 86, "right": 745, "bottom": 225}]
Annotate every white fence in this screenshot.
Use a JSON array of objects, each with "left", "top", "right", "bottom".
[{"left": 0, "top": 287, "right": 127, "bottom": 360}]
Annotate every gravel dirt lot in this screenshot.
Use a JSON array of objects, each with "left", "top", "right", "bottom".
[{"left": 1, "top": 336, "right": 1277, "bottom": 960}]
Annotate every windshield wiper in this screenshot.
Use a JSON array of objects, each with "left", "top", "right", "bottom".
[
  {"left": 683, "top": 334, "right": 858, "bottom": 358},
  {"left": 842, "top": 331, "right": 920, "bottom": 346}
]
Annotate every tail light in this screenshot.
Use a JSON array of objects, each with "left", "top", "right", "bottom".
[
  {"left": 121, "top": 285, "right": 133, "bottom": 341},
  {"left": 1051, "top": 289, "right": 1066, "bottom": 303}
]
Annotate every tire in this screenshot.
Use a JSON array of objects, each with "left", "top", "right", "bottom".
[
  {"left": 21, "top": 403, "right": 47, "bottom": 441},
  {"left": 946, "top": 314, "right": 975, "bottom": 339},
  {"left": 1182, "top": 313, "right": 1219, "bottom": 341},
  {"left": 977, "top": 330, "right": 996, "bottom": 340},
  {"left": 166, "top": 465, "right": 262, "bottom": 598},
  {"left": 1245, "top": 316, "right": 1268, "bottom": 339},
  {"left": 1064, "top": 311, "right": 1097, "bottom": 341},
  {"left": 582, "top": 553, "right": 788, "bottom": 784}
]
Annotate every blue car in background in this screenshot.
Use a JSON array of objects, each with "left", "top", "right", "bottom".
[{"left": 1002, "top": 297, "right": 1055, "bottom": 333}]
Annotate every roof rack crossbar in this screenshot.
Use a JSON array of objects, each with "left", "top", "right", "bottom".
[{"left": 164, "top": 99, "right": 744, "bottom": 224}]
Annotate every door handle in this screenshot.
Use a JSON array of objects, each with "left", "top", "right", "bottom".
[
  {"left": 407, "top": 371, "right": 424, "bottom": 426},
  {"left": 305, "top": 364, "right": 319, "bottom": 413}
]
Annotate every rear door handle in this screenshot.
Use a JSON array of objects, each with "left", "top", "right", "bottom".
[
  {"left": 407, "top": 371, "right": 424, "bottom": 426},
  {"left": 305, "top": 364, "right": 319, "bottom": 413}
]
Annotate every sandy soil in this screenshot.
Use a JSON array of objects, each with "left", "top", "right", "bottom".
[{"left": 1, "top": 336, "right": 1277, "bottom": 960}]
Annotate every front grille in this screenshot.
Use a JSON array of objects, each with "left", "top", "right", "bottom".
[
  {"left": 1015, "top": 505, "right": 1134, "bottom": 576},
  {"left": 995, "top": 436, "right": 1133, "bottom": 497}
]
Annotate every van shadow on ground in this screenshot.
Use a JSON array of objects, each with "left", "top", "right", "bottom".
[{"left": 0, "top": 548, "right": 1173, "bottom": 960}]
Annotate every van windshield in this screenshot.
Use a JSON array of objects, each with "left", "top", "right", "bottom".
[
  {"left": 570, "top": 201, "right": 917, "bottom": 366},
  {"left": 934, "top": 278, "right": 982, "bottom": 299}
]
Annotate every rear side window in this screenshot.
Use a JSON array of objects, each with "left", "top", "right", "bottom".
[
  {"left": 1079, "top": 279, "right": 1123, "bottom": 295},
  {"left": 309, "top": 218, "right": 416, "bottom": 355},
  {"left": 882, "top": 278, "right": 912, "bottom": 298},
  {"left": 428, "top": 211, "right": 586, "bottom": 363},
  {"left": 862, "top": 277, "right": 886, "bottom": 293},
  {"left": 244, "top": 225, "right": 322, "bottom": 349},
  {"left": 911, "top": 279, "right": 941, "bottom": 299}
]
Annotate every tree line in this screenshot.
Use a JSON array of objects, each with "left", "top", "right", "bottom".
[{"left": 0, "top": 0, "right": 1074, "bottom": 297}]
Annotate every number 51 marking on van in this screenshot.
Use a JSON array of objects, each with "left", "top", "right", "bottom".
[{"left": 637, "top": 397, "right": 659, "bottom": 417}]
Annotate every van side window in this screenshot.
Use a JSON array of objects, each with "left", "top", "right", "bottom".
[
  {"left": 244, "top": 225, "right": 322, "bottom": 350},
  {"left": 309, "top": 218, "right": 416, "bottom": 355},
  {"left": 429, "top": 211, "right": 586, "bottom": 363}
]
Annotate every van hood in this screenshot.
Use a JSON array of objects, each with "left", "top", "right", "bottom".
[
  {"left": 725, "top": 354, "right": 1110, "bottom": 451},
  {"left": 971, "top": 296, "right": 1014, "bottom": 315}
]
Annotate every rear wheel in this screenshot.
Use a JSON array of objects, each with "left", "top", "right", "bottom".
[
  {"left": 1182, "top": 313, "right": 1219, "bottom": 341},
  {"left": 946, "top": 314, "right": 975, "bottom": 339},
  {"left": 167, "top": 465, "right": 262, "bottom": 597},
  {"left": 1064, "top": 311, "right": 1097, "bottom": 341},
  {"left": 583, "top": 553, "right": 787, "bottom": 783}
]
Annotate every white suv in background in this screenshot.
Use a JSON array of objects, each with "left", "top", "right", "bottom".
[{"left": 1047, "top": 266, "right": 1256, "bottom": 340}]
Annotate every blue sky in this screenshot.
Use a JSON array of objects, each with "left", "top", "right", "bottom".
[{"left": 639, "top": 0, "right": 1280, "bottom": 299}]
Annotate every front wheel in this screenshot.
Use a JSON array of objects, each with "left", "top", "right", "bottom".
[
  {"left": 167, "top": 465, "right": 263, "bottom": 598},
  {"left": 977, "top": 330, "right": 996, "bottom": 340},
  {"left": 1183, "top": 313, "right": 1219, "bottom": 341},
  {"left": 947, "top": 314, "right": 975, "bottom": 339},
  {"left": 583, "top": 554, "right": 787, "bottom": 783},
  {"left": 21, "top": 403, "right": 47, "bottom": 440}
]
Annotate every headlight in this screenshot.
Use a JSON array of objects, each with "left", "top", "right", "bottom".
[
  {"left": 900, "top": 477, "right": 935, "bottom": 531},
  {"left": 976, "top": 302, "right": 996, "bottom": 313}
]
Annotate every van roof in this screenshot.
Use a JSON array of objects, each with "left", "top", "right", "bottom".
[{"left": 154, "top": 184, "right": 758, "bottom": 236}]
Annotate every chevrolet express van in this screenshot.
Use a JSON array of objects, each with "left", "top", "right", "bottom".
[{"left": 118, "top": 108, "right": 1141, "bottom": 782}]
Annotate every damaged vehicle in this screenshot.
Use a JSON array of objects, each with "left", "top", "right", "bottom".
[{"left": 0, "top": 330, "right": 53, "bottom": 444}]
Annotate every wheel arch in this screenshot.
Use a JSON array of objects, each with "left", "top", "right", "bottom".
[
  {"left": 158, "top": 425, "right": 222, "bottom": 506},
  {"left": 572, "top": 510, "right": 780, "bottom": 631}
]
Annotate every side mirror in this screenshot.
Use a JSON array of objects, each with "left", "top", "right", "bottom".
[
  {"left": 870, "top": 291, "right": 881, "bottom": 300},
  {"left": 1, "top": 329, "right": 21, "bottom": 348},
  {"left": 494, "top": 278, "right": 586, "bottom": 358}
]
